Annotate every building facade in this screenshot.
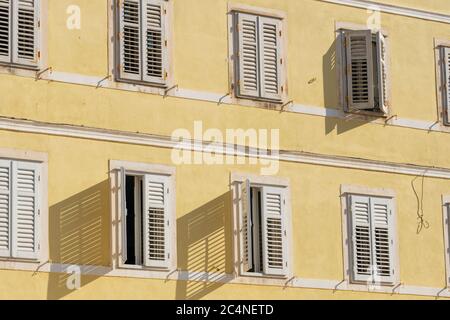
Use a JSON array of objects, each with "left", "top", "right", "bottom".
[{"left": 0, "top": 0, "right": 450, "bottom": 299}]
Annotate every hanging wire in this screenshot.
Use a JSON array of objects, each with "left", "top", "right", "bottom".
[{"left": 411, "top": 174, "right": 430, "bottom": 234}]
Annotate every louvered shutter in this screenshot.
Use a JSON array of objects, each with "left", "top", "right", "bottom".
[
  {"left": 240, "top": 180, "right": 253, "bottom": 272},
  {"left": 346, "top": 30, "right": 374, "bottom": 110},
  {"left": 261, "top": 186, "right": 287, "bottom": 277},
  {"left": 143, "top": 174, "right": 170, "bottom": 268},
  {"left": 443, "top": 47, "right": 450, "bottom": 125},
  {"left": 0, "top": 0, "right": 10, "bottom": 63},
  {"left": 349, "top": 195, "right": 372, "bottom": 282},
  {"left": 12, "top": 161, "right": 39, "bottom": 260},
  {"left": 259, "top": 16, "right": 282, "bottom": 101},
  {"left": 236, "top": 13, "right": 260, "bottom": 99},
  {"left": 142, "top": 0, "right": 167, "bottom": 84},
  {"left": 371, "top": 197, "right": 395, "bottom": 284},
  {"left": 119, "top": 0, "right": 142, "bottom": 81},
  {"left": 376, "top": 32, "right": 388, "bottom": 113},
  {"left": 120, "top": 167, "right": 128, "bottom": 263},
  {"left": 0, "top": 160, "right": 11, "bottom": 257},
  {"left": 12, "top": 0, "right": 39, "bottom": 66}
]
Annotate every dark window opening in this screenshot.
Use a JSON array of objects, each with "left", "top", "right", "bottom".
[
  {"left": 124, "top": 175, "right": 144, "bottom": 266},
  {"left": 248, "top": 187, "right": 263, "bottom": 273}
]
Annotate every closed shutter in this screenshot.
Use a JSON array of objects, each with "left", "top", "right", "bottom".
[
  {"left": 12, "top": 161, "right": 39, "bottom": 260},
  {"left": 143, "top": 174, "right": 171, "bottom": 268},
  {"left": 261, "top": 186, "right": 287, "bottom": 276},
  {"left": 120, "top": 167, "right": 128, "bottom": 263},
  {"left": 258, "top": 16, "right": 282, "bottom": 101},
  {"left": 0, "top": 160, "right": 11, "bottom": 257},
  {"left": 142, "top": 0, "right": 167, "bottom": 84},
  {"left": 12, "top": 0, "right": 39, "bottom": 66},
  {"left": 350, "top": 195, "right": 372, "bottom": 282},
  {"left": 0, "top": 0, "right": 10, "bottom": 63},
  {"left": 119, "top": 0, "right": 142, "bottom": 81},
  {"left": 443, "top": 47, "right": 450, "bottom": 125},
  {"left": 240, "top": 179, "right": 253, "bottom": 272},
  {"left": 236, "top": 13, "right": 260, "bottom": 99},
  {"left": 371, "top": 197, "right": 394, "bottom": 284},
  {"left": 345, "top": 30, "right": 374, "bottom": 110},
  {"left": 376, "top": 32, "right": 389, "bottom": 114}
]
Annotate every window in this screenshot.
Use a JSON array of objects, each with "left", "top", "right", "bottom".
[
  {"left": 339, "top": 29, "right": 389, "bottom": 114},
  {"left": 231, "top": 11, "right": 285, "bottom": 103},
  {"left": 116, "top": 0, "right": 169, "bottom": 86},
  {"left": 0, "top": 159, "right": 41, "bottom": 260},
  {"left": 346, "top": 193, "right": 396, "bottom": 285},
  {"left": 235, "top": 178, "right": 290, "bottom": 278},
  {"left": 0, "top": 0, "right": 40, "bottom": 68},
  {"left": 118, "top": 167, "right": 174, "bottom": 269},
  {"left": 439, "top": 47, "right": 450, "bottom": 125}
]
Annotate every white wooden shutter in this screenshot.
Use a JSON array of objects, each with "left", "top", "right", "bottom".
[
  {"left": 240, "top": 180, "right": 253, "bottom": 272},
  {"left": 443, "top": 47, "right": 450, "bottom": 125},
  {"left": 0, "top": 160, "right": 11, "bottom": 257},
  {"left": 259, "top": 16, "right": 282, "bottom": 101},
  {"left": 142, "top": 0, "right": 167, "bottom": 84},
  {"left": 12, "top": 0, "right": 39, "bottom": 66},
  {"left": 376, "top": 32, "right": 389, "bottom": 114},
  {"left": 0, "top": 0, "right": 10, "bottom": 63},
  {"left": 371, "top": 197, "right": 395, "bottom": 284},
  {"left": 120, "top": 167, "right": 128, "bottom": 264},
  {"left": 236, "top": 13, "right": 260, "bottom": 99},
  {"left": 261, "top": 186, "right": 287, "bottom": 277},
  {"left": 143, "top": 174, "right": 171, "bottom": 268},
  {"left": 119, "top": 0, "right": 142, "bottom": 81},
  {"left": 12, "top": 161, "right": 39, "bottom": 260},
  {"left": 346, "top": 30, "right": 374, "bottom": 110},
  {"left": 349, "top": 195, "right": 372, "bottom": 282}
]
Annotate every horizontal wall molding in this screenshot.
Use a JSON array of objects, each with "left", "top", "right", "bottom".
[
  {"left": 0, "top": 262, "right": 448, "bottom": 299},
  {"left": 0, "top": 116, "right": 450, "bottom": 179},
  {"left": 317, "top": 0, "right": 450, "bottom": 24}
]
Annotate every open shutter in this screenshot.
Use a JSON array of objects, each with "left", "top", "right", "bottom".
[
  {"left": 240, "top": 180, "right": 253, "bottom": 272},
  {"left": 236, "top": 13, "right": 260, "bottom": 99},
  {"left": 349, "top": 195, "right": 372, "bottom": 282},
  {"left": 12, "top": 0, "right": 39, "bottom": 66},
  {"left": 259, "top": 16, "right": 282, "bottom": 101},
  {"left": 0, "top": 160, "right": 11, "bottom": 257},
  {"left": 261, "top": 186, "right": 287, "bottom": 277},
  {"left": 443, "top": 47, "right": 450, "bottom": 125},
  {"left": 0, "top": 0, "right": 10, "bottom": 63},
  {"left": 119, "top": 0, "right": 142, "bottom": 81},
  {"left": 143, "top": 174, "right": 170, "bottom": 268},
  {"left": 371, "top": 197, "right": 395, "bottom": 284},
  {"left": 12, "top": 161, "right": 39, "bottom": 260},
  {"left": 346, "top": 30, "right": 374, "bottom": 110},
  {"left": 120, "top": 167, "right": 128, "bottom": 264},
  {"left": 142, "top": 0, "right": 167, "bottom": 84},
  {"left": 376, "top": 32, "right": 388, "bottom": 114}
]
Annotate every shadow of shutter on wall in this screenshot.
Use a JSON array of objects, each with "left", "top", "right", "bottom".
[
  {"left": 0, "top": 160, "right": 11, "bottom": 258},
  {"left": 345, "top": 30, "right": 374, "bottom": 110},
  {"left": 376, "top": 32, "right": 389, "bottom": 114},
  {"left": 444, "top": 47, "right": 450, "bottom": 124},
  {"left": 261, "top": 186, "right": 287, "bottom": 277},
  {"left": 120, "top": 0, "right": 142, "bottom": 81},
  {"left": 259, "top": 16, "right": 282, "bottom": 101},
  {"left": 142, "top": 0, "right": 166, "bottom": 84},
  {"left": 0, "top": 0, "right": 10, "bottom": 63},
  {"left": 143, "top": 174, "right": 170, "bottom": 269},
  {"left": 13, "top": 0, "right": 38, "bottom": 66}
]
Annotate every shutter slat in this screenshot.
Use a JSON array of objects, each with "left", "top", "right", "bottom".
[
  {"left": 0, "top": 0, "right": 10, "bottom": 63},
  {"left": 443, "top": 47, "right": 450, "bottom": 125},
  {"left": 12, "top": 0, "right": 39, "bottom": 66},
  {"left": 346, "top": 30, "right": 374, "bottom": 110}
]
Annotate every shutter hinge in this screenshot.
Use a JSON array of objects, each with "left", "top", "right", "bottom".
[
  {"left": 38, "top": 175, "right": 41, "bottom": 182},
  {"left": 279, "top": 30, "right": 282, "bottom": 37},
  {"left": 38, "top": 209, "right": 41, "bottom": 216},
  {"left": 37, "top": 51, "right": 41, "bottom": 59},
  {"left": 164, "top": 71, "right": 168, "bottom": 80},
  {"left": 38, "top": 243, "right": 40, "bottom": 250},
  {"left": 167, "top": 220, "right": 170, "bottom": 227},
  {"left": 168, "top": 253, "right": 170, "bottom": 259},
  {"left": 38, "top": 20, "right": 41, "bottom": 28},
  {"left": 164, "top": 40, "right": 168, "bottom": 47}
]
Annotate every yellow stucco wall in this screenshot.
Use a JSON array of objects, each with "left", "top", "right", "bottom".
[{"left": 0, "top": 0, "right": 449, "bottom": 299}]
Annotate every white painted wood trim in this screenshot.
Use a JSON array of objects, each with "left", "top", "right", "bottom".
[
  {"left": 317, "top": 0, "right": 450, "bottom": 24},
  {"left": 1, "top": 116, "right": 450, "bottom": 179}
]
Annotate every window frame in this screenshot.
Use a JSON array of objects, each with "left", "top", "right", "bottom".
[
  {"left": 434, "top": 39, "right": 450, "bottom": 128},
  {"left": 109, "top": 160, "right": 176, "bottom": 272},
  {"left": 227, "top": 3, "right": 288, "bottom": 108},
  {"left": 335, "top": 22, "right": 391, "bottom": 117},
  {"left": 0, "top": 148, "right": 48, "bottom": 267},
  {"left": 340, "top": 184, "right": 400, "bottom": 288},
  {"left": 231, "top": 172, "right": 292, "bottom": 280}
]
